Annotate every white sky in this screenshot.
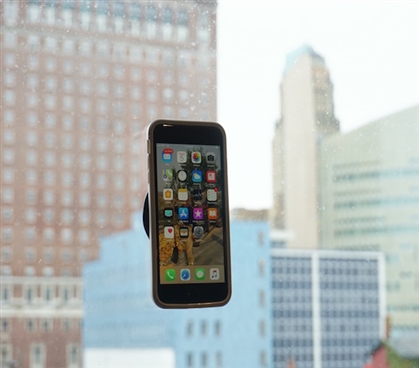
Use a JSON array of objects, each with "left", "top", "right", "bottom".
[{"left": 216, "top": 1, "right": 419, "bottom": 210}]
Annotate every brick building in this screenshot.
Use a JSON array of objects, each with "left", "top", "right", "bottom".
[{"left": 0, "top": 1, "right": 217, "bottom": 366}]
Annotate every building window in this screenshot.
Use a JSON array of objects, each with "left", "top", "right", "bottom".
[
  {"left": 62, "top": 191, "right": 74, "bottom": 206},
  {"left": 79, "top": 192, "right": 91, "bottom": 207},
  {"left": 40, "top": 319, "right": 53, "bottom": 332},
  {"left": 1, "top": 246, "right": 12, "bottom": 262},
  {"left": 26, "top": 150, "right": 37, "bottom": 165},
  {"left": 61, "top": 229, "right": 73, "bottom": 244},
  {"left": 24, "top": 286, "right": 36, "bottom": 305},
  {"left": 43, "top": 248, "right": 54, "bottom": 263},
  {"left": 186, "top": 353, "right": 193, "bottom": 368},
  {"left": 25, "top": 208, "right": 37, "bottom": 224},
  {"left": 25, "top": 227, "right": 36, "bottom": 242},
  {"left": 3, "top": 129, "right": 15, "bottom": 144},
  {"left": 25, "top": 319, "right": 36, "bottom": 333},
  {"left": 1, "top": 227, "right": 13, "bottom": 243},
  {"left": 43, "top": 228, "right": 55, "bottom": 243},
  {"left": 2, "top": 168, "right": 14, "bottom": 184},
  {"left": 26, "top": 131, "right": 38, "bottom": 147},
  {"left": 259, "top": 320, "right": 266, "bottom": 337},
  {"left": 67, "top": 344, "right": 80, "bottom": 366},
  {"left": 62, "top": 318, "right": 72, "bottom": 331},
  {"left": 214, "top": 320, "right": 221, "bottom": 336},
  {"left": 2, "top": 187, "right": 14, "bottom": 204},
  {"left": 45, "top": 113, "right": 56, "bottom": 128},
  {"left": 1, "top": 319, "right": 10, "bottom": 333},
  {"left": 216, "top": 352, "right": 222, "bottom": 368},
  {"left": 61, "top": 249, "right": 73, "bottom": 263},
  {"left": 3, "top": 148, "right": 15, "bottom": 164},
  {"left": 2, "top": 207, "right": 13, "bottom": 222},
  {"left": 78, "top": 230, "right": 90, "bottom": 245},
  {"left": 4, "top": 109, "right": 15, "bottom": 125},
  {"left": 201, "top": 321, "right": 207, "bottom": 336},
  {"left": 259, "top": 290, "right": 266, "bottom": 307},
  {"left": 26, "top": 189, "right": 37, "bottom": 204},
  {"left": 201, "top": 353, "right": 208, "bottom": 368},
  {"left": 1, "top": 284, "right": 11, "bottom": 302},
  {"left": 25, "top": 247, "right": 36, "bottom": 263},
  {"left": 43, "top": 209, "right": 55, "bottom": 224},
  {"left": 30, "top": 343, "right": 45, "bottom": 367},
  {"left": 79, "top": 210, "right": 91, "bottom": 226},
  {"left": 44, "top": 151, "right": 56, "bottom": 167}
]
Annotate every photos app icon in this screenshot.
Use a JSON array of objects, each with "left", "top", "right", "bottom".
[{"left": 191, "top": 151, "right": 201, "bottom": 164}]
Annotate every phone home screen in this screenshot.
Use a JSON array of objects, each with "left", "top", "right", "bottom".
[{"left": 156, "top": 143, "right": 225, "bottom": 285}]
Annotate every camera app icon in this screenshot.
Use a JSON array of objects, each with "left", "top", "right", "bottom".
[{"left": 206, "top": 152, "right": 215, "bottom": 164}]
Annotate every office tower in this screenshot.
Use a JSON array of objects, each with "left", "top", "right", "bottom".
[
  {"left": 271, "top": 249, "right": 386, "bottom": 368},
  {"left": 0, "top": 1, "right": 217, "bottom": 366},
  {"left": 319, "top": 105, "right": 419, "bottom": 336},
  {"left": 83, "top": 216, "right": 272, "bottom": 368},
  {"left": 271, "top": 45, "right": 339, "bottom": 248}
]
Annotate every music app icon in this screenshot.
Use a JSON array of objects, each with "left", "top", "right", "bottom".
[{"left": 209, "top": 268, "right": 220, "bottom": 281}]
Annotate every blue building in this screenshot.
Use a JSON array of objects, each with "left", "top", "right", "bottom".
[
  {"left": 271, "top": 249, "right": 386, "bottom": 368},
  {"left": 83, "top": 213, "right": 272, "bottom": 367}
]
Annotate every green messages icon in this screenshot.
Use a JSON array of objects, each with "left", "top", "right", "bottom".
[
  {"left": 195, "top": 268, "right": 205, "bottom": 281},
  {"left": 165, "top": 269, "right": 176, "bottom": 281}
]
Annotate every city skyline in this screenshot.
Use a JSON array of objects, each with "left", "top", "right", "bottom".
[{"left": 217, "top": 1, "right": 419, "bottom": 210}]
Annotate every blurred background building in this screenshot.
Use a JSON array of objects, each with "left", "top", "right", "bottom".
[
  {"left": 271, "top": 249, "right": 386, "bottom": 368},
  {"left": 0, "top": 0, "right": 217, "bottom": 366},
  {"left": 271, "top": 45, "right": 339, "bottom": 248},
  {"left": 83, "top": 216, "right": 272, "bottom": 368},
  {"left": 319, "top": 105, "right": 419, "bottom": 337}
]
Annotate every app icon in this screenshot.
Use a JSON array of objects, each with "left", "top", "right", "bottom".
[
  {"left": 178, "top": 188, "right": 188, "bottom": 201},
  {"left": 192, "top": 169, "right": 202, "bottom": 183},
  {"left": 208, "top": 208, "right": 218, "bottom": 220},
  {"left": 206, "top": 170, "right": 216, "bottom": 183},
  {"left": 180, "top": 227, "right": 189, "bottom": 238},
  {"left": 163, "top": 188, "right": 173, "bottom": 201},
  {"left": 191, "top": 151, "right": 201, "bottom": 164},
  {"left": 162, "top": 169, "right": 173, "bottom": 181},
  {"left": 164, "top": 226, "right": 174, "bottom": 239},
  {"left": 207, "top": 189, "right": 217, "bottom": 202},
  {"left": 165, "top": 269, "right": 175, "bottom": 281},
  {"left": 193, "top": 226, "right": 204, "bottom": 239},
  {"left": 192, "top": 189, "right": 202, "bottom": 200},
  {"left": 180, "top": 269, "right": 190, "bottom": 281},
  {"left": 177, "top": 151, "right": 187, "bottom": 163},
  {"left": 178, "top": 207, "right": 189, "bottom": 221},
  {"left": 193, "top": 207, "right": 204, "bottom": 220},
  {"left": 210, "top": 268, "right": 220, "bottom": 280},
  {"left": 206, "top": 152, "right": 216, "bottom": 164},
  {"left": 195, "top": 268, "right": 205, "bottom": 280},
  {"left": 177, "top": 170, "right": 187, "bottom": 182},
  {"left": 162, "top": 148, "right": 173, "bottom": 163},
  {"left": 164, "top": 208, "right": 173, "bottom": 218}
]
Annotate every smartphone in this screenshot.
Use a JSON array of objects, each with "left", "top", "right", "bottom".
[{"left": 147, "top": 120, "right": 232, "bottom": 308}]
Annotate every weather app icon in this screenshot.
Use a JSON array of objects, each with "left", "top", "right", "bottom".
[{"left": 192, "top": 169, "right": 202, "bottom": 183}]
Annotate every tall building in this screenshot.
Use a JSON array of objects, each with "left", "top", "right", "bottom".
[
  {"left": 0, "top": 1, "right": 217, "bottom": 366},
  {"left": 271, "top": 45, "right": 339, "bottom": 248},
  {"left": 271, "top": 249, "right": 386, "bottom": 368},
  {"left": 319, "top": 105, "right": 419, "bottom": 335},
  {"left": 83, "top": 216, "right": 272, "bottom": 368}
]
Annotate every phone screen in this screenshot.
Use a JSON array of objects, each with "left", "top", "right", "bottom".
[{"left": 156, "top": 143, "right": 225, "bottom": 285}]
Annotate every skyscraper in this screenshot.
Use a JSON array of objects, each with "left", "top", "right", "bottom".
[
  {"left": 319, "top": 105, "right": 419, "bottom": 336},
  {"left": 0, "top": 1, "right": 217, "bottom": 366},
  {"left": 271, "top": 45, "right": 339, "bottom": 249}
]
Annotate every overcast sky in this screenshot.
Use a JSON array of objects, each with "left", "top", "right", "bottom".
[{"left": 216, "top": 1, "right": 419, "bottom": 210}]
